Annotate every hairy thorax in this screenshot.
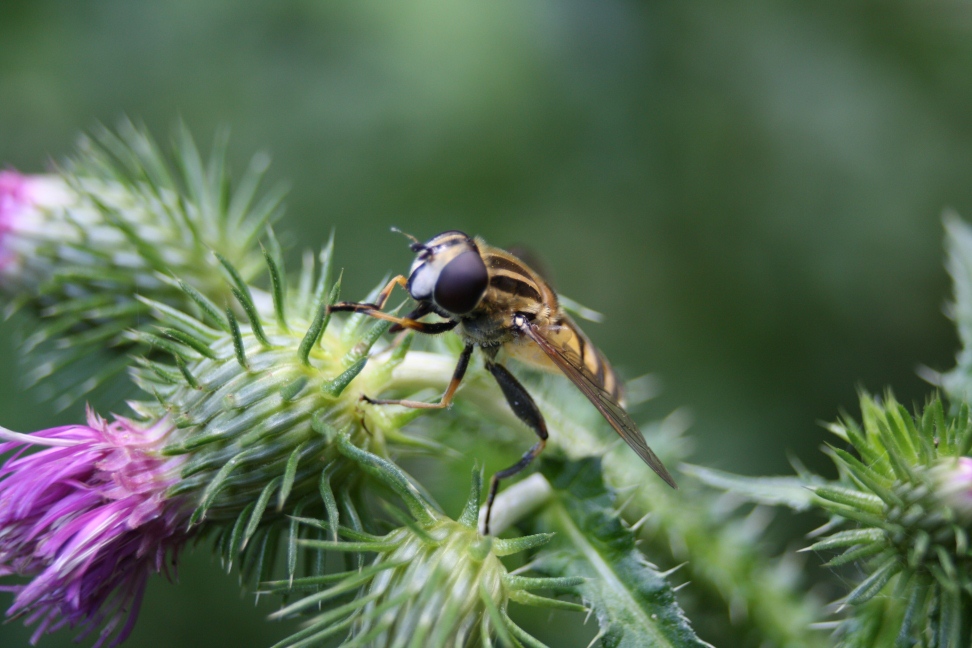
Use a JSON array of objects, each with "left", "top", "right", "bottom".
[{"left": 458, "top": 297, "right": 559, "bottom": 366}]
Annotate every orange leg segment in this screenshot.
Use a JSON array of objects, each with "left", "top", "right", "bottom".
[{"left": 362, "top": 343, "right": 474, "bottom": 409}]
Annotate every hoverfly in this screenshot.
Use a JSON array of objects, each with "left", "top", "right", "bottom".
[{"left": 329, "top": 230, "right": 676, "bottom": 534}]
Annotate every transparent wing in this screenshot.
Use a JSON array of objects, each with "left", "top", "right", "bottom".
[
  {"left": 517, "top": 317, "right": 677, "bottom": 489},
  {"left": 557, "top": 295, "right": 605, "bottom": 324}
]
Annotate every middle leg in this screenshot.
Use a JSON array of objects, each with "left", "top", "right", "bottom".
[
  {"left": 362, "top": 343, "right": 474, "bottom": 409},
  {"left": 483, "top": 361, "right": 549, "bottom": 535}
]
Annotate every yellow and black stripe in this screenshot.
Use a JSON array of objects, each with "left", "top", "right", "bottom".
[
  {"left": 482, "top": 250, "right": 546, "bottom": 309},
  {"left": 550, "top": 314, "right": 622, "bottom": 402},
  {"left": 478, "top": 241, "right": 623, "bottom": 403}
]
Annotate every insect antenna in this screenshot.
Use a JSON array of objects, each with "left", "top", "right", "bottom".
[{"left": 390, "top": 227, "right": 426, "bottom": 252}]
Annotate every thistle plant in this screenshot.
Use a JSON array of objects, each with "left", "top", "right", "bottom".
[
  {"left": 1, "top": 124, "right": 844, "bottom": 648},
  {"left": 683, "top": 215, "right": 972, "bottom": 647},
  {"left": 809, "top": 394, "right": 972, "bottom": 645},
  {"left": 694, "top": 393, "right": 972, "bottom": 645},
  {"left": 265, "top": 445, "right": 587, "bottom": 648},
  {"left": 0, "top": 120, "right": 283, "bottom": 408}
]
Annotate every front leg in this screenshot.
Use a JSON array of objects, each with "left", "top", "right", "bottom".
[
  {"left": 482, "top": 361, "right": 549, "bottom": 535},
  {"left": 331, "top": 274, "right": 407, "bottom": 312},
  {"left": 328, "top": 275, "right": 457, "bottom": 334},
  {"left": 362, "top": 343, "right": 474, "bottom": 409},
  {"left": 389, "top": 302, "right": 432, "bottom": 333}
]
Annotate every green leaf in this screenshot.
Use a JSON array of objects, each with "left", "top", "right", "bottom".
[
  {"left": 159, "top": 327, "right": 219, "bottom": 359},
  {"left": 225, "top": 307, "right": 248, "bottom": 368},
  {"left": 944, "top": 214, "right": 972, "bottom": 403},
  {"left": 242, "top": 477, "right": 281, "bottom": 551},
  {"left": 458, "top": 467, "right": 484, "bottom": 528},
  {"left": 278, "top": 442, "right": 305, "bottom": 509},
  {"left": 529, "top": 457, "right": 709, "bottom": 648},
  {"left": 320, "top": 357, "right": 367, "bottom": 397},
  {"left": 824, "top": 447, "right": 902, "bottom": 508},
  {"left": 492, "top": 533, "right": 554, "bottom": 557},
  {"left": 823, "top": 542, "right": 890, "bottom": 568},
  {"left": 298, "top": 271, "right": 340, "bottom": 366},
  {"left": 262, "top": 241, "right": 288, "bottom": 332},
  {"left": 335, "top": 433, "right": 436, "bottom": 526},
  {"left": 845, "top": 558, "right": 901, "bottom": 605},
  {"left": 318, "top": 467, "right": 340, "bottom": 543},
  {"left": 811, "top": 485, "right": 885, "bottom": 515},
  {"left": 508, "top": 589, "right": 587, "bottom": 613},
  {"left": 501, "top": 608, "right": 550, "bottom": 648},
  {"left": 937, "top": 588, "right": 962, "bottom": 647},
  {"left": 681, "top": 464, "right": 816, "bottom": 511},
  {"left": 341, "top": 317, "right": 394, "bottom": 367},
  {"left": 805, "top": 528, "right": 885, "bottom": 553},
  {"left": 177, "top": 278, "right": 230, "bottom": 332}
]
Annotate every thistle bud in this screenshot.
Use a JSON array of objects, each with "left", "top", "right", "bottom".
[
  {"left": 266, "top": 453, "right": 584, "bottom": 648},
  {"left": 0, "top": 123, "right": 283, "bottom": 404},
  {"left": 799, "top": 395, "right": 972, "bottom": 644}
]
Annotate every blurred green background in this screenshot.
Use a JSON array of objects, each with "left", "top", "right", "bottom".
[{"left": 1, "top": 1, "right": 971, "bottom": 646}]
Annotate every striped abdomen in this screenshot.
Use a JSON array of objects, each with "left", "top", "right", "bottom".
[
  {"left": 502, "top": 311, "right": 623, "bottom": 402},
  {"left": 547, "top": 313, "right": 623, "bottom": 402}
]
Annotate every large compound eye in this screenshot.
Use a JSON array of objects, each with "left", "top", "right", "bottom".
[{"left": 434, "top": 249, "right": 488, "bottom": 314}]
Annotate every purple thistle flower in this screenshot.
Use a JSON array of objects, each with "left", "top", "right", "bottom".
[
  {"left": 0, "top": 169, "right": 73, "bottom": 278},
  {"left": 935, "top": 456, "right": 972, "bottom": 521},
  {"left": 0, "top": 410, "right": 191, "bottom": 647},
  {"left": 0, "top": 170, "right": 27, "bottom": 270}
]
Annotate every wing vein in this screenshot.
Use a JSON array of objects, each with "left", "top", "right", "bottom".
[{"left": 516, "top": 317, "right": 677, "bottom": 489}]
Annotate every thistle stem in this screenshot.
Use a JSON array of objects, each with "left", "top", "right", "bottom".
[{"left": 478, "top": 473, "right": 553, "bottom": 536}]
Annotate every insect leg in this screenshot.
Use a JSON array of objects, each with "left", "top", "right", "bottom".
[
  {"left": 483, "top": 361, "right": 548, "bottom": 535},
  {"left": 331, "top": 274, "right": 408, "bottom": 312},
  {"left": 351, "top": 316, "right": 457, "bottom": 334},
  {"left": 389, "top": 303, "right": 432, "bottom": 333},
  {"left": 329, "top": 276, "right": 456, "bottom": 333},
  {"left": 363, "top": 343, "right": 474, "bottom": 409}
]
